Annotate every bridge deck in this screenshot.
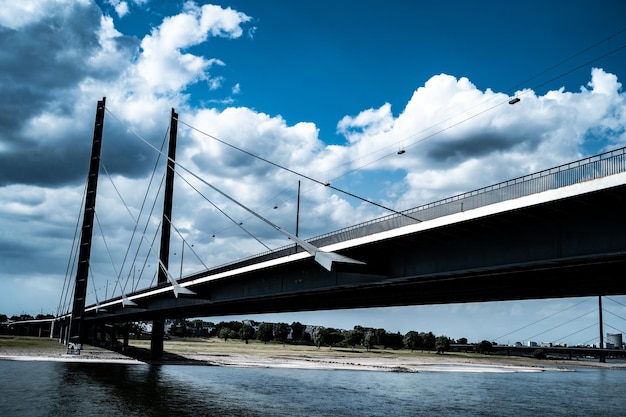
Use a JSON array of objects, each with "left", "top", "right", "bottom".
[{"left": 82, "top": 147, "right": 626, "bottom": 322}]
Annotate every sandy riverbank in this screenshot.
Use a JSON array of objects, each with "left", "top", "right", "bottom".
[{"left": 2, "top": 336, "right": 624, "bottom": 372}]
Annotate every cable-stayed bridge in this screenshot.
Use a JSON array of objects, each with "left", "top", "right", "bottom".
[{"left": 48, "top": 99, "right": 626, "bottom": 358}]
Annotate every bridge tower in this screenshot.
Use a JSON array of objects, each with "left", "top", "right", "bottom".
[
  {"left": 151, "top": 108, "right": 178, "bottom": 359},
  {"left": 67, "top": 97, "right": 106, "bottom": 353}
]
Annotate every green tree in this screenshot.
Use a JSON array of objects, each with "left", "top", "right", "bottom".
[
  {"left": 435, "top": 336, "right": 451, "bottom": 354},
  {"left": 403, "top": 331, "right": 422, "bottom": 352},
  {"left": 373, "top": 328, "right": 386, "bottom": 346},
  {"left": 383, "top": 332, "right": 404, "bottom": 349},
  {"left": 218, "top": 327, "right": 234, "bottom": 341},
  {"left": 326, "top": 329, "right": 344, "bottom": 349},
  {"left": 421, "top": 332, "right": 436, "bottom": 352},
  {"left": 0, "top": 314, "right": 8, "bottom": 322},
  {"left": 291, "top": 321, "right": 305, "bottom": 342},
  {"left": 240, "top": 323, "right": 255, "bottom": 344},
  {"left": 313, "top": 326, "right": 327, "bottom": 349},
  {"left": 274, "top": 322, "right": 290, "bottom": 344},
  {"left": 532, "top": 349, "right": 547, "bottom": 360},
  {"left": 344, "top": 327, "right": 365, "bottom": 349},
  {"left": 457, "top": 337, "right": 468, "bottom": 345},
  {"left": 257, "top": 322, "right": 274, "bottom": 344},
  {"left": 477, "top": 340, "right": 493, "bottom": 354},
  {"left": 363, "top": 330, "right": 375, "bottom": 351}
]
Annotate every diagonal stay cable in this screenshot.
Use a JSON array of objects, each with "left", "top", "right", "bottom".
[
  {"left": 163, "top": 213, "right": 212, "bottom": 271},
  {"left": 94, "top": 210, "right": 124, "bottom": 298},
  {"left": 553, "top": 323, "right": 597, "bottom": 344},
  {"left": 117, "top": 125, "right": 361, "bottom": 268},
  {"left": 100, "top": 160, "right": 141, "bottom": 296},
  {"left": 58, "top": 180, "right": 88, "bottom": 316},
  {"left": 604, "top": 322, "right": 626, "bottom": 336},
  {"left": 96, "top": 158, "right": 196, "bottom": 293},
  {"left": 526, "top": 308, "right": 596, "bottom": 342},
  {"left": 177, "top": 118, "right": 420, "bottom": 222},
  {"left": 174, "top": 171, "right": 272, "bottom": 252},
  {"left": 125, "top": 128, "right": 170, "bottom": 292},
  {"left": 604, "top": 308, "right": 626, "bottom": 323},
  {"left": 605, "top": 296, "right": 626, "bottom": 308},
  {"left": 105, "top": 109, "right": 361, "bottom": 266},
  {"left": 494, "top": 297, "right": 591, "bottom": 341}
]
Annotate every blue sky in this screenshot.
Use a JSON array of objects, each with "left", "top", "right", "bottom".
[{"left": 1, "top": 0, "right": 626, "bottom": 345}]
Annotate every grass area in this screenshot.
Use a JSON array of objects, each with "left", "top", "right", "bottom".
[
  {"left": 0, "top": 335, "right": 66, "bottom": 352},
  {"left": 1, "top": 335, "right": 536, "bottom": 366},
  {"left": 127, "top": 337, "right": 500, "bottom": 361}
]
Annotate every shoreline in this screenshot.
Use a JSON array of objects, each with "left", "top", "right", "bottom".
[{"left": 2, "top": 337, "right": 626, "bottom": 372}]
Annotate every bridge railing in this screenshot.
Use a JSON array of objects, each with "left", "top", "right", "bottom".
[
  {"left": 306, "top": 146, "right": 626, "bottom": 248},
  {"left": 193, "top": 146, "right": 626, "bottom": 273}
]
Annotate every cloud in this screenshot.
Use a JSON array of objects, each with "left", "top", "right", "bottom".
[
  {"left": 331, "top": 70, "right": 626, "bottom": 204},
  {"left": 108, "top": 0, "right": 129, "bottom": 18},
  {"left": 136, "top": 3, "right": 250, "bottom": 94}
]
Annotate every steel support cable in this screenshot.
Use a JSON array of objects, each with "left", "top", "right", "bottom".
[
  {"left": 605, "top": 296, "right": 626, "bottom": 308},
  {"left": 87, "top": 264, "right": 101, "bottom": 308},
  {"left": 506, "top": 27, "right": 626, "bottom": 95},
  {"left": 177, "top": 119, "right": 420, "bottom": 222},
  {"left": 604, "top": 322, "right": 626, "bottom": 335},
  {"left": 553, "top": 323, "right": 597, "bottom": 344},
  {"left": 603, "top": 308, "right": 626, "bottom": 323},
  {"left": 147, "top": 218, "right": 163, "bottom": 289},
  {"left": 494, "top": 297, "right": 591, "bottom": 341},
  {"left": 57, "top": 180, "right": 89, "bottom": 317},
  {"left": 524, "top": 42, "right": 626, "bottom": 96},
  {"left": 310, "top": 36, "right": 626, "bottom": 184},
  {"left": 99, "top": 160, "right": 157, "bottom": 296},
  {"left": 93, "top": 210, "right": 123, "bottom": 299},
  {"left": 162, "top": 213, "right": 211, "bottom": 272},
  {"left": 582, "top": 335, "right": 599, "bottom": 346},
  {"left": 329, "top": 37, "right": 625, "bottom": 181},
  {"left": 173, "top": 170, "right": 272, "bottom": 252},
  {"left": 526, "top": 308, "right": 596, "bottom": 342},
  {"left": 95, "top": 163, "right": 189, "bottom": 293},
  {"left": 226, "top": 34, "right": 626, "bottom": 189},
  {"left": 123, "top": 128, "right": 170, "bottom": 292},
  {"left": 133, "top": 175, "right": 166, "bottom": 292},
  {"left": 161, "top": 213, "right": 213, "bottom": 273},
  {"left": 333, "top": 97, "right": 514, "bottom": 182},
  {"left": 105, "top": 109, "right": 362, "bottom": 268},
  {"left": 202, "top": 184, "right": 296, "bottom": 240},
  {"left": 118, "top": 125, "right": 361, "bottom": 268},
  {"left": 101, "top": 108, "right": 229, "bottom": 285},
  {"left": 99, "top": 161, "right": 137, "bottom": 296}
]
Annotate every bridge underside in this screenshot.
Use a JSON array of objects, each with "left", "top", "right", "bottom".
[{"left": 84, "top": 182, "right": 626, "bottom": 325}]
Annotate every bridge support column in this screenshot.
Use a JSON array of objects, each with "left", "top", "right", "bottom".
[
  {"left": 599, "top": 296, "right": 606, "bottom": 363},
  {"left": 122, "top": 324, "right": 129, "bottom": 354},
  {"left": 151, "top": 320, "right": 165, "bottom": 359}
]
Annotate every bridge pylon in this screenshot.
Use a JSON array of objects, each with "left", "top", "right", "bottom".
[
  {"left": 67, "top": 97, "right": 106, "bottom": 354},
  {"left": 151, "top": 108, "right": 179, "bottom": 360}
]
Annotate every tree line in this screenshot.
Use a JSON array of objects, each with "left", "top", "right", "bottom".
[
  {"left": 0, "top": 313, "right": 54, "bottom": 322},
  {"left": 3, "top": 314, "right": 492, "bottom": 354},
  {"left": 171, "top": 320, "right": 466, "bottom": 354}
]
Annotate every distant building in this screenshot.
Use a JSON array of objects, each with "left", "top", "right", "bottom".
[
  {"left": 527, "top": 341, "right": 538, "bottom": 347},
  {"left": 607, "top": 333, "right": 623, "bottom": 349}
]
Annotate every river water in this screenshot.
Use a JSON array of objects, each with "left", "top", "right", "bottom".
[{"left": 1, "top": 360, "right": 625, "bottom": 416}]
